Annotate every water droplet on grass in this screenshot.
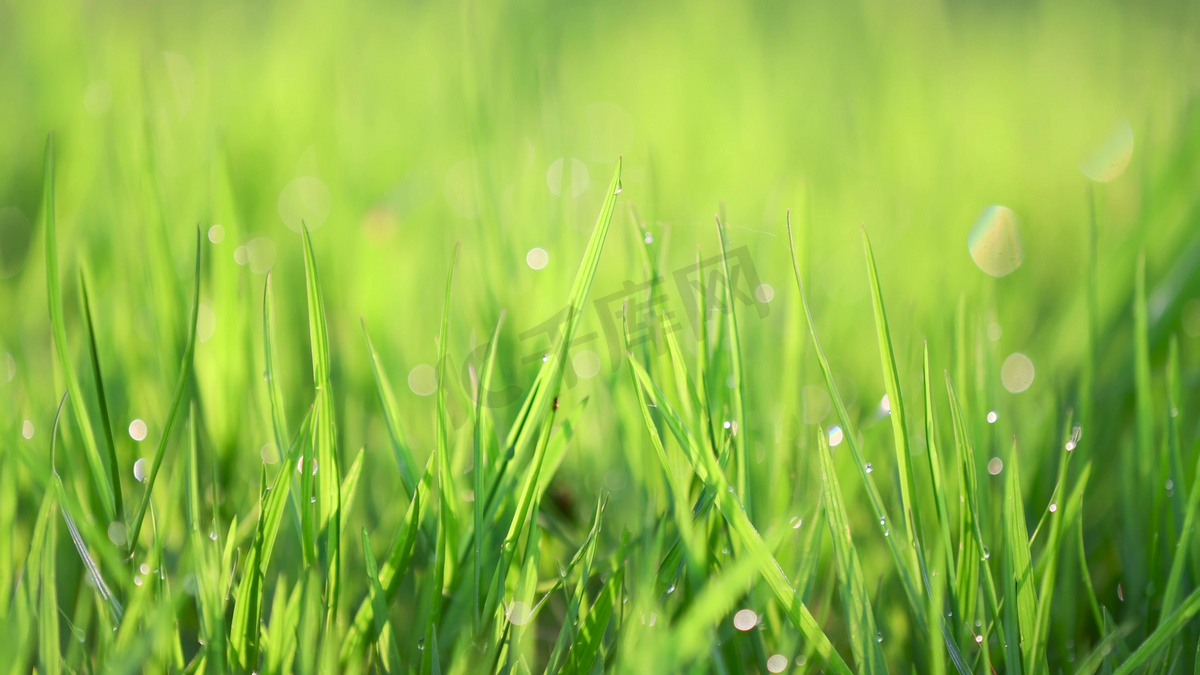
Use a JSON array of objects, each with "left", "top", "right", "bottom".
[{"left": 865, "top": 462, "right": 873, "bottom": 473}]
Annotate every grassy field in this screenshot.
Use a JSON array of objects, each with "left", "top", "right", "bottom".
[{"left": 4, "top": 0, "right": 1200, "bottom": 672}]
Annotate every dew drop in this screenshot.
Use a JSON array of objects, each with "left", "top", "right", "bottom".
[
  {"left": 644, "top": 233, "right": 654, "bottom": 245},
  {"left": 987, "top": 411, "right": 998, "bottom": 424},
  {"left": 975, "top": 634, "right": 984, "bottom": 644},
  {"left": 417, "top": 638, "right": 425, "bottom": 651},
  {"left": 865, "top": 462, "right": 873, "bottom": 474},
  {"left": 982, "top": 546, "right": 991, "bottom": 560},
  {"left": 209, "top": 532, "right": 218, "bottom": 541},
  {"left": 828, "top": 425, "right": 844, "bottom": 447},
  {"left": 1049, "top": 502, "right": 1058, "bottom": 513},
  {"left": 790, "top": 516, "right": 803, "bottom": 529},
  {"left": 876, "top": 632, "right": 883, "bottom": 643},
  {"left": 133, "top": 458, "right": 148, "bottom": 483}
]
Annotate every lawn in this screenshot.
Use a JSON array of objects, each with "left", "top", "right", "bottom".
[{"left": 3, "top": 0, "right": 1200, "bottom": 672}]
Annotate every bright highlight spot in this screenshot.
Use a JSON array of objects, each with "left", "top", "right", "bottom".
[
  {"left": 755, "top": 283, "right": 774, "bottom": 303},
  {"left": 987, "top": 411, "right": 998, "bottom": 424},
  {"left": 767, "top": 654, "right": 789, "bottom": 673},
  {"left": 1001, "top": 352, "right": 1035, "bottom": 393},
  {"left": 546, "top": 157, "right": 589, "bottom": 197},
  {"left": 968, "top": 205, "right": 1023, "bottom": 277},
  {"left": 988, "top": 457, "right": 1003, "bottom": 475},
  {"left": 732, "top": 608, "right": 758, "bottom": 631},
  {"left": 133, "top": 458, "right": 148, "bottom": 482},
  {"left": 21, "top": 420, "right": 34, "bottom": 439},
  {"left": 129, "top": 419, "right": 148, "bottom": 441},
  {"left": 526, "top": 247, "right": 549, "bottom": 270},
  {"left": 573, "top": 350, "right": 601, "bottom": 379},
  {"left": 828, "top": 426, "right": 844, "bottom": 447},
  {"left": 207, "top": 224, "right": 225, "bottom": 243},
  {"left": 278, "top": 177, "right": 332, "bottom": 232},
  {"left": 107, "top": 522, "right": 128, "bottom": 546},
  {"left": 506, "top": 600, "right": 532, "bottom": 626},
  {"left": 408, "top": 364, "right": 438, "bottom": 396}
]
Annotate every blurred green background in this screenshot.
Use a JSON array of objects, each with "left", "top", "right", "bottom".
[{"left": 6, "top": 0, "right": 1200, "bottom": 669}]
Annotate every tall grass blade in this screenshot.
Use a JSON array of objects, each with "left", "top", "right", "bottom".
[
  {"left": 816, "top": 425, "right": 889, "bottom": 674},
  {"left": 128, "top": 227, "right": 201, "bottom": 553},
  {"left": 1002, "top": 437, "right": 1038, "bottom": 673},
  {"left": 78, "top": 267, "right": 123, "bottom": 523},
  {"left": 362, "top": 528, "right": 402, "bottom": 673},
  {"left": 301, "top": 224, "right": 343, "bottom": 648},
  {"left": 785, "top": 213, "right": 926, "bottom": 634},
  {"left": 41, "top": 134, "right": 115, "bottom": 521}
]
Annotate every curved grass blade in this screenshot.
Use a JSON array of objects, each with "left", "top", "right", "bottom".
[
  {"left": 1113, "top": 583, "right": 1200, "bottom": 675},
  {"left": 785, "top": 213, "right": 926, "bottom": 635},
  {"left": 862, "top": 228, "right": 922, "bottom": 572},
  {"left": 362, "top": 528, "right": 402, "bottom": 673},
  {"left": 185, "top": 405, "right": 224, "bottom": 675},
  {"left": 817, "top": 425, "right": 889, "bottom": 674},
  {"left": 474, "top": 311, "right": 506, "bottom": 625},
  {"left": 923, "top": 343, "right": 956, "bottom": 588},
  {"left": 503, "top": 161, "right": 621, "bottom": 464},
  {"left": 300, "top": 224, "right": 343, "bottom": 647},
  {"left": 127, "top": 226, "right": 201, "bottom": 553},
  {"left": 362, "top": 319, "right": 419, "bottom": 497},
  {"left": 714, "top": 216, "right": 751, "bottom": 519},
  {"left": 78, "top": 266, "right": 123, "bottom": 523},
  {"left": 42, "top": 134, "right": 115, "bottom": 521},
  {"left": 1002, "top": 437, "right": 1037, "bottom": 674},
  {"left": 626, "top": 355, "right": 850, "bottom": 675}
]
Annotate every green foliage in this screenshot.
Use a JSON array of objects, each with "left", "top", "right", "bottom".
[{"left": 5, "top": 2, "right": 1200, "bottom": 672}]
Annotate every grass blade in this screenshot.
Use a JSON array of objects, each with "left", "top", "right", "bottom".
[
  {"left": 362, "top": 319, "right": 419, "bottom": 497},
  {"left": 626, "top": 355, "right": 851, "bottom": 674},
  {"left": 1113, "top": 583, "right": 1200, "bottom": 674},
  {"left": 786, "top": 213, "right": 926, "bottom": 635},
  {"left": 1002, "top": 437, "right": 1037, "bottom": 673},
  {"left": 42, "top": 134, "right": 115, "bottom": 521},
  {"left": 362, "top": 528, "right": 402, "bottom": 673},
  {"left": 474, "top": 311, "right": 506, "bottom": 625},
  {"left": 127, "top": 226, "right": 201, "bottom": 553},
  {"left": 862, "top": 228, "right": 922, "bottom": 572},
  {"left": 817, "top": 425, "right": 889, "bottom": 674},
  {"left": 301, "top": 224, "right": 343, "bottom": 650},
  {"left": 78, "top": 267, "right": 124, "bottom": 523}
]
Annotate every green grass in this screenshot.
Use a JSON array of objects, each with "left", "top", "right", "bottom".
[{"left": 6, "top": 0, "right": 1200, "bottom": 672}]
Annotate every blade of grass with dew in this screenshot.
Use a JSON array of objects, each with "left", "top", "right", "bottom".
[
  {"left": 78, "top": 266, "right": 124, "bottom": 524},
  {"left": 1113, "top": 583, "right": 1200, "bottom": 675},
  {"left": 626, "top": 355, "right": 851, "bottom": 674},
  {"left": 503, "top": 161, "right": 621, "bottom": 466},
  {"left": 1162, "top": 335, "right": 1197, "bottom": 617},
  {"left": 714, "top": 216, "right": 751, "bottom": 521},
  {"left": 945, "top": 374, "right": 1007, "bottom": 659},
  {"left": 301, "top": 224, "right": 343, "bottom": 651},
  {"left": 127, "top": 226, "right": 201, "bottom": 553},
  {"left": 563, "top": 556, "right": 623, "bottom": 675},
  {"left": 362, "top": 319, "right": 419, "bottom": 497},
  {"left": 816, "top": 425, "right": 889, "bottom": 674},
  {"left": 1002, "top": 437, "right": 1037, "bottom": 674},
  {"left": 785, "top": 213, "right": 926, "bottom": 635},
  {"left": 544, "top": 496, "right": 606, "bottom": 675},
  {"left": 185, "top": 405, "right": 224, "bottom": 675},
  {"left": 923, "top": 343, "right": 956, "bottom": 589},
  {"left": 362, "top": 528, "right": 402, "bottom": 673},
  {"left": 862, "top": 228, "right": 922, "bottom": 578},
  {"left": 41, "top": 134, "right": 115, "bottom": 521},
  {"left": 482, "top": 408, "right": 559, "bottom": 632},
  {"left": 1031, "top": 445, "right": 1090, "bottom": 668}
]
